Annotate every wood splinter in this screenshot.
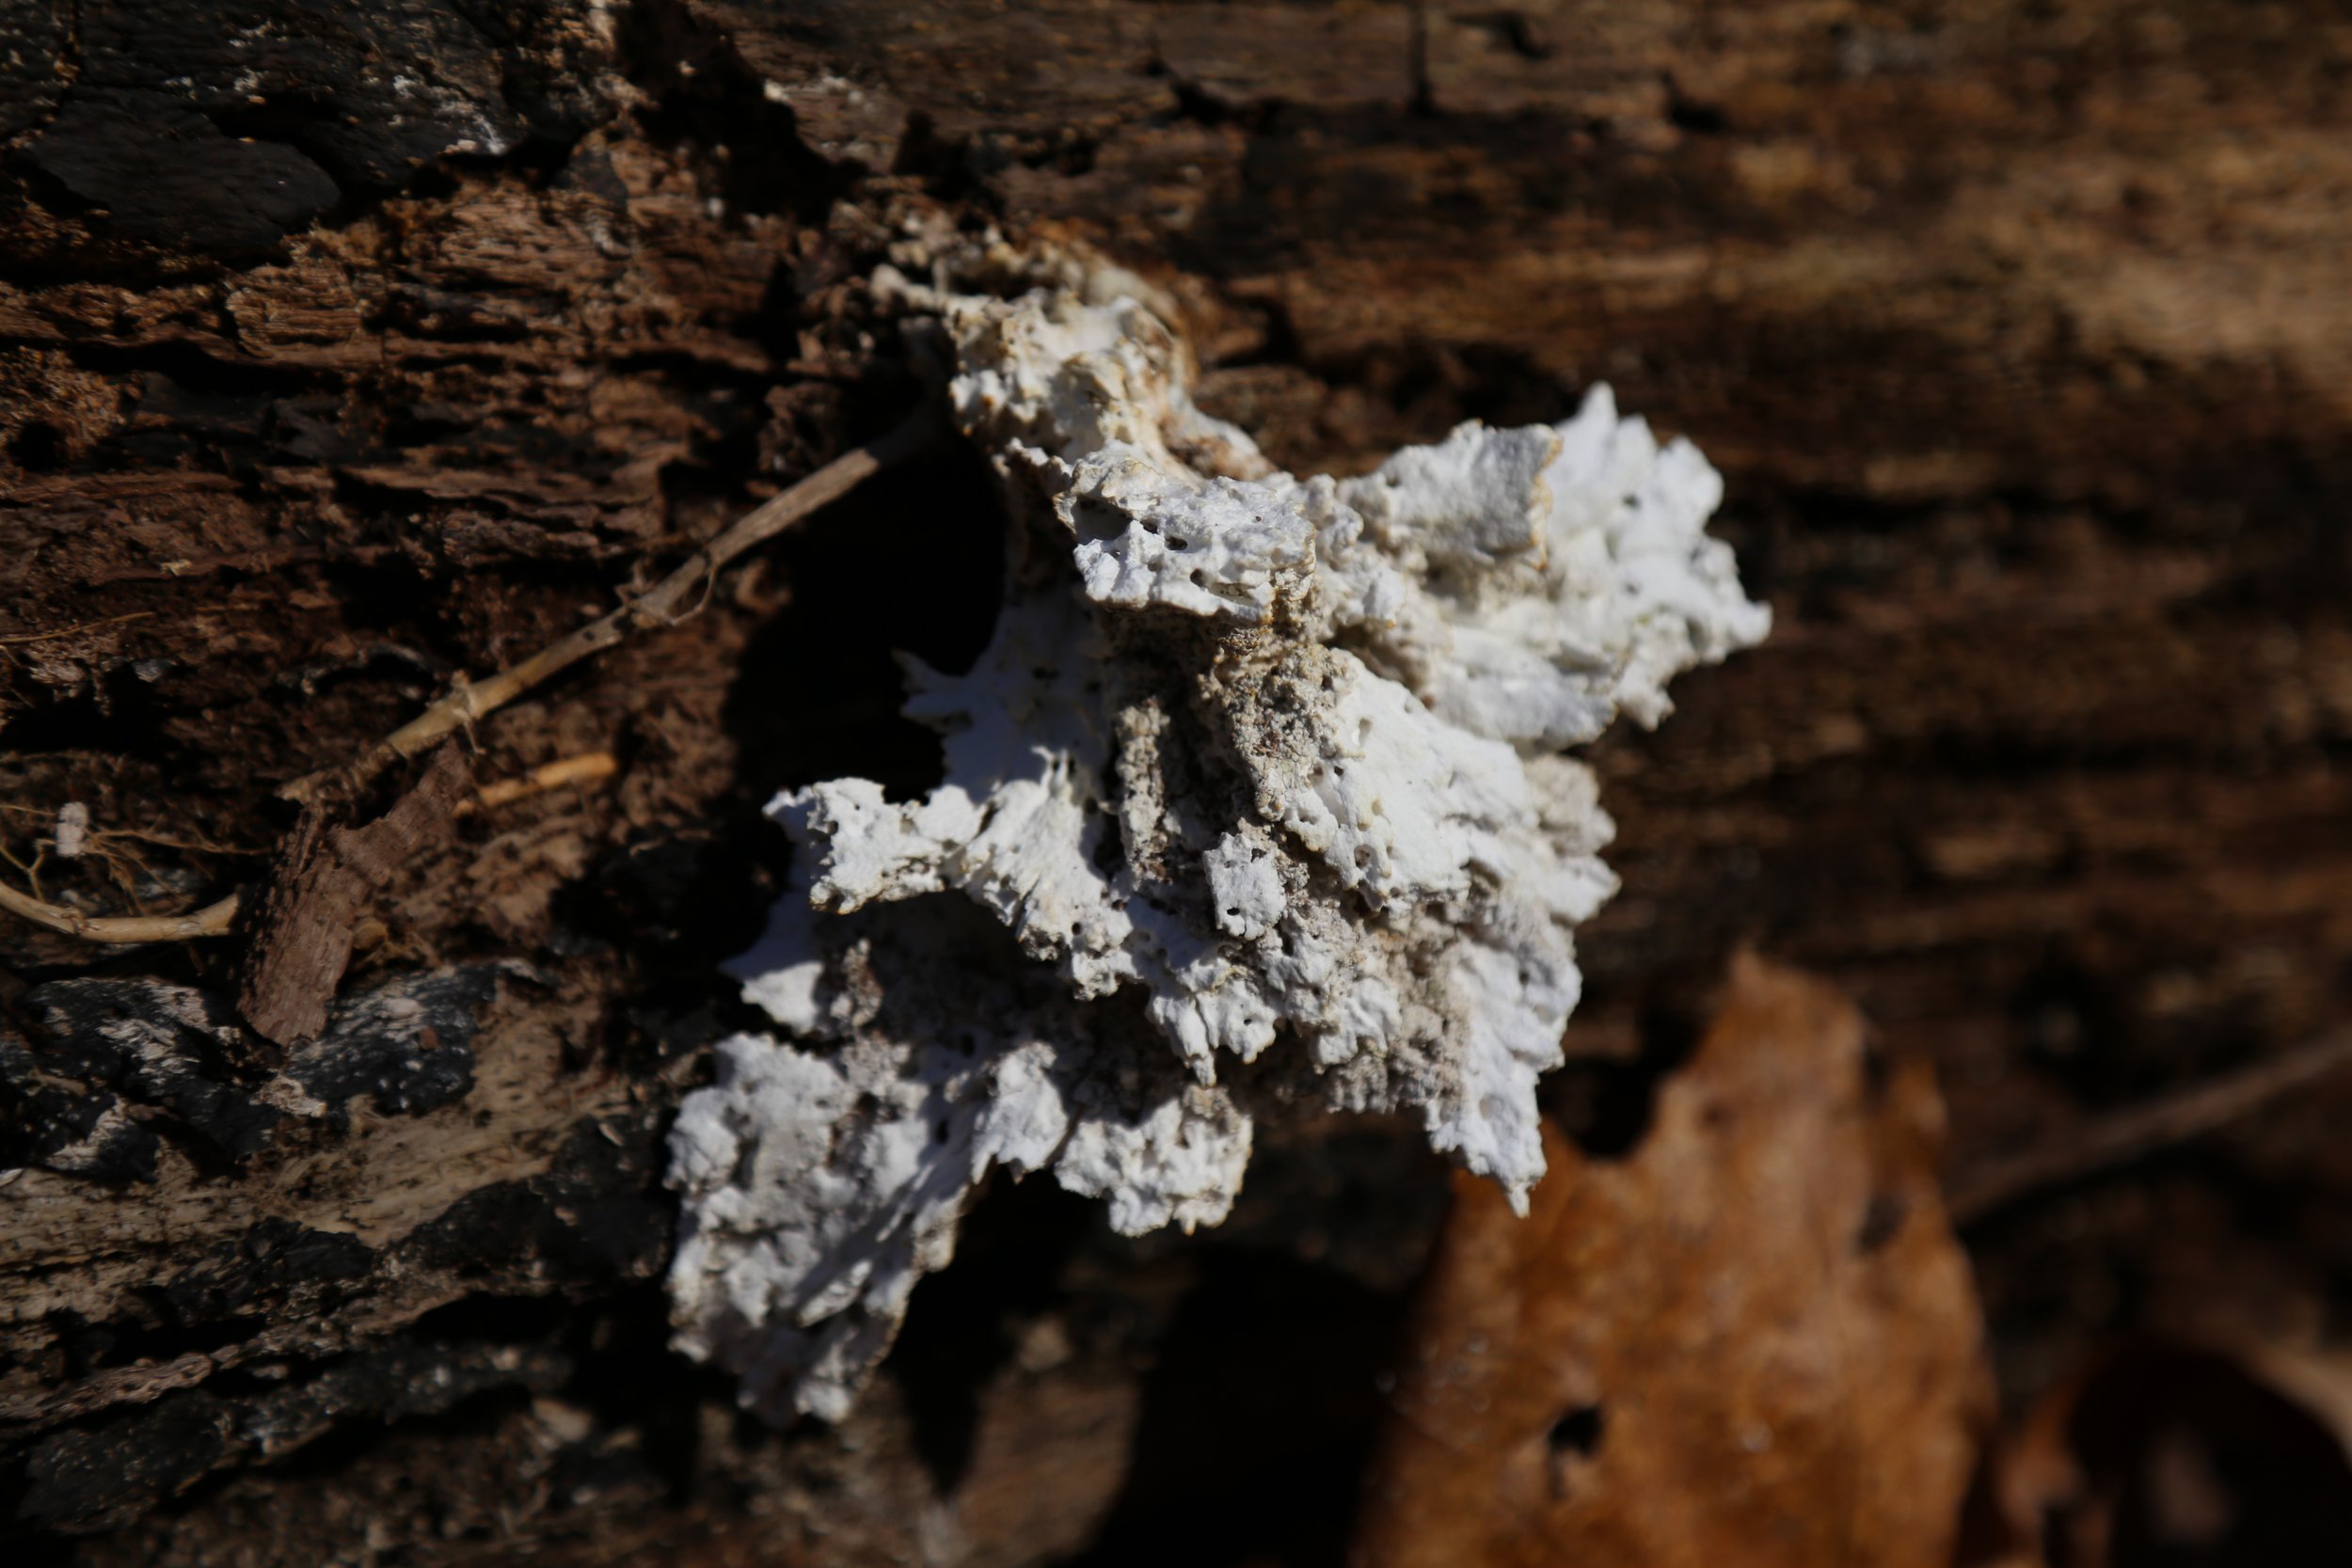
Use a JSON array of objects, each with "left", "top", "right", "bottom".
[{"left": 457, "top": 752, "right": 621, "bottom": 815}]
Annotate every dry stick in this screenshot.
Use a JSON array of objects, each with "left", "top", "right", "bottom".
[
  {"left": 459, "top": 751, "right": 620, "bottom": 815},
  {"left": 0, "top": 411, "right": 938, "bottom": 942},
  {"left": 0, "top": 879, "right": 240, "bottom": 942},
  {"left": 284, "top": 409, "right": 939, "bottom": 806},
  {"left": 1948, "top": 1026, "right": 2352, "bottom": 1224}
]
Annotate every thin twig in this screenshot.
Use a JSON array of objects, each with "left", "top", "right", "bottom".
[
  {"left": 458, "top": 751, "right": 620, "bottom": 815},
  {"left": 284, "top": 408, "right": 938, "bottom": 806},
  {"left": 0, "top": 838, "right": 47, "bottom": 904},
  {"left": 91, "top": 827, "right": 274, "bottom": 858},
  {"left": 0, "top": 878, "right": 240, "bottom": 942},
  {"left": 1949, "top": 1027, "right": 2352, "bottom": 1224},
  {"left": 0, "top": 803, "right": 270, "bottom": 859},
  {"left": 99, "top": 844, "right": 155, "bottom": 915},
  {"left": 0, "top": 610, "right": 154, "bottom": 646},
  {"left": 0, "top": 409, "right": 938, "bottom": 942}
]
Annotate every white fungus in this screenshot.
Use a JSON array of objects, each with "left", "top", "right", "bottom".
[
  {"left": 666, "top": 261, "right": 1771, "bottom": 1423},
  {"left": 54, "top": 801, "right": 88, "bottom": 861}
]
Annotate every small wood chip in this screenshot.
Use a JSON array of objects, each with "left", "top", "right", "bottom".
[{"left": 236, "top": 747, "right": 472, "bottom": 1053}]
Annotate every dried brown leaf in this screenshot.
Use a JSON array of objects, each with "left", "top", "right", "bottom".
[{"left": 1355, "top": 952, "right": 1989, "bottom": 1568}]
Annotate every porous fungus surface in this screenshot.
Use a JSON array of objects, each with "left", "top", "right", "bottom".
[{"left": 667, "top": 265, "right": 1770, "bottom": 1422}]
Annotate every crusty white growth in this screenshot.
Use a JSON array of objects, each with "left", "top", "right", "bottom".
[{"left": 668, "top": 261, "right": 1769, "bottom": 1422}]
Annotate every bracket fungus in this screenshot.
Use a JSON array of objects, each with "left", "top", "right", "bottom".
[{"left": 666, "top": 261, "right": 1772, "bottom": 1422}]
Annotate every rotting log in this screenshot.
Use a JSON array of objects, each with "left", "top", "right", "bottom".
[{"left": 5, "top": 2, "right": 2352, "bottom": 1562}]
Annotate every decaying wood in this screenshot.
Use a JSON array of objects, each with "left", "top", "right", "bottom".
[
  {"left": 1948, "top": 1025, "right": 2352, "bottom": 1225},
  {"left": 237, "top": 746, "right": 473, "bottom": 1050},
  {"left": 0, "top": 418, "right": 927, "bottom": 945},
  {"left": 4, "top": 0, "right": 2350, "bottom": 1562},
  {"left": 283, "top": 407, "right": 940, "bottom": 806}
]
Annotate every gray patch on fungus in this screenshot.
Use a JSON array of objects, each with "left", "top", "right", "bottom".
[{"left": 666, "top": 260, "right": 1771, "bottom": 1422}]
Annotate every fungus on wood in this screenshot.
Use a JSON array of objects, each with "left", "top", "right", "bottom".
[{"left": 665, "top": 247, "right": 1771, "bottom": 1421}]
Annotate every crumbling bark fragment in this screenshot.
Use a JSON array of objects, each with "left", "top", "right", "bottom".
[{"left": 237, "top": 746, "right": 471, "bottom": 1049}]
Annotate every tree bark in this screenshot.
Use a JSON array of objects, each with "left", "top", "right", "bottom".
[{"left": 4, "top": 2, "right": 2350, "bottom": 1562}]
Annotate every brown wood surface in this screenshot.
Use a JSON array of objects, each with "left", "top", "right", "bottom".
[{"left": 4, "top": 2, "right": 2349, "bottom": 1562}]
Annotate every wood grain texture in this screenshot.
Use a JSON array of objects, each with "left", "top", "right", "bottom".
[
  {"left": 4, "top": 1, "right": 2350, "bottom": 1562},
  {"left": 237, "top": 746, "right": 470, "bottom": 1048}
]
